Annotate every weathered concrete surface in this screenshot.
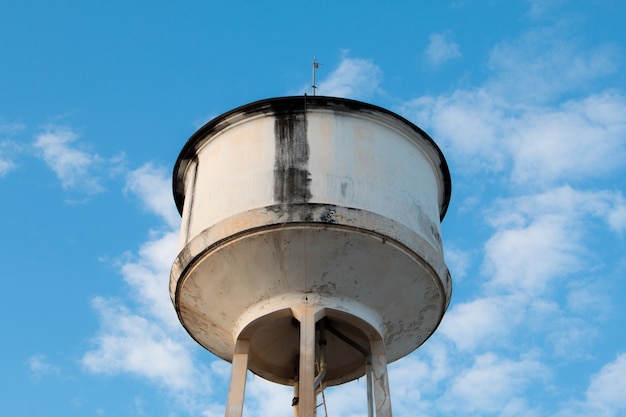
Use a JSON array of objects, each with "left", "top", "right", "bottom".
[{"left": 170, "top": 96, "right": 452, "bottom": 388}]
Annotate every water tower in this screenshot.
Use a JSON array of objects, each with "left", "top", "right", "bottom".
[{"left": 170, "top": 96, "right": 452, "bottom": 417}]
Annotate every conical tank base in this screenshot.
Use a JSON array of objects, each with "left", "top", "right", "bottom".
[{"left": 172, "top": 221, "right": 449, "bottom": 386}]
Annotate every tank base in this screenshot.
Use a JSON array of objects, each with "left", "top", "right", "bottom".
[{"left": 225, "top": 305, "right": 393, "bottom": 417}]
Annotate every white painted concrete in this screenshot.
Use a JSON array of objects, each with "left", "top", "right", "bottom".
[{"left": 170, "top": 96, "right": 452, "bottom": 415}]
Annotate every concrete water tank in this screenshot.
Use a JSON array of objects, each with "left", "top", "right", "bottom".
[{"left": 170, "top": 96, "right": 452, "bottom": 417}]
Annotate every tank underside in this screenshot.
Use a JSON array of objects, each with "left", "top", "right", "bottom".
[{"left": 172, "top": 217, "right": 448, "bottom": 387}]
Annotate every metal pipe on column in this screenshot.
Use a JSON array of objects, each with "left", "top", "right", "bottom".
[
  {"left": 366, "top": 359, "right": 374, "bottom": 417},
  {"left": 370, "top": 339, "right": 392, "bottom": 417}
]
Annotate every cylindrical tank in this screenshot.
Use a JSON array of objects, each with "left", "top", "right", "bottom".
[{"left": 170, "top": 96, "right": 451, "bottom": 389}]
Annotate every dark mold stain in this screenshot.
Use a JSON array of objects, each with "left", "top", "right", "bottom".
[
  {"left": 263, "top": 202, "right": 363, "bottom": 225},
  {"left": 314, "top": 282, "right": 337, "bottom": 296},
  {"left": 430, "top": 224, "right": 441, "bottom": 245},
  {"left": 274, "top": 111, "right": 312, "bottom": 204},
  {"left": 318, "top": 206, "right": 337, "bottom": 224}
]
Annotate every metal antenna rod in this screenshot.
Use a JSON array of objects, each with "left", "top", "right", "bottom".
[{"left": 312, "top": 57, "right": 319, "bottom": 96}]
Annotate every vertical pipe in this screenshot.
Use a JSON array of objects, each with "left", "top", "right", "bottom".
[
  {"left": 366, "top": 359, "right": 374, "bottom": 417},
  {"left": 292, "top": 376, "right": 300, "bottom": 417},
  {"left": 370, "top": 339, "right": 393, "bottom": 417},
  {"left": 298, "top": 306, "right": 316, "bottom": 417},
  {"left": 225, "top": 339, "right": 250, "bottom": 417},
  {"left": 313, "top": 319, "right": 327, "bottom": 390},
  {"left": 320, "top": 388, "right": 328, "bottom": 417}
]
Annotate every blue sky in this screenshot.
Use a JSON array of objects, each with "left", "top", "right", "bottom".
[{"left": 2, "top": 1, "right": 626, "bottom": 416}]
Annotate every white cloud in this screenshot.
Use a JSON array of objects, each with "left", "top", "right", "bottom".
[
  {"left": 401, "top": 88, "right": 511, "bottom": 174},
  {"left": 201, "top": 403, "right": 227, "bottom": 417},
  {"left": 425, "top": 33, "right": 461, "bottom": 67},
  {"left": 606, "top": 194, "right": 626, "bottom": 233},
  {"left": 402, "top": 25, "right": 626, "bottom": 188},
  {"left": 525, "top": 0, "right": 565, "bottom": 18},
  {"left": 125, "top": 163, "right": 181, "bottom": 228},
  {"left": 84, "top": 163, "right": 184, "bottom": 378},
  {"left": 586, "top": 353, "right": 626, "bottom": 411},
  {"left": 119, "top": 230, "right": 180, "bottom": 329},
  {"left": 120, "top": 163, "right": 180, "bottom": 327},
  {"left": 28, "top": 354, "right": 60, "bottom": 380},
  {"left": 566, "top": 279, "right": 611, "bottom": 317},
  {"left": 442, "top": 353, "right": 549, "bottom": 414},
  {"left": 82, "top": 161, "right": 224, "bottom": 414},
  {"left": 0, "top": 124, "right": 22, "bottom": 177},
  {"left": 484, "top": 214, "right": 583, "bottom": 294},
  {"left": 0, "top": 147, "right": 16, "bottom": 177},
  {"left": 487, "top": 28, "right": 617, "bottom": 103},
  {"left": 402, "top": 89, "right": 626, "bottom": 186},
  {"left": 558, "top": 353, "right": 626, "bottom": 417},
  {"left": 385, "top": 343, "right": 454, "bottom": 416},
  {"left": 482, "top": 187, "right": 626, "bottom": 295},
  {"left": 0, "top": 121, "right": 25, "bottom": 135},
  {"left": 443, "top": 244, "right": 472, "bottom": 280},
  {"left": 82, "top": 297, "right": 198, "bottom": 392},
  {"left": 244, "top": 378, "right": 293, "bottom": 417},
  {"left": 440, "top": 295, "right": 527, "bottom": 351},
  {"left": 509, "top": 93, "right": 626, "bottom": 185},
  {"left": 316, "top": 55, "right": 382, "bottom": 99},
  {"left": 209, "top": 360, "right": 231, "bottom": 380},
  {"left": 440, "top": 186, "right": 625, "bottom": 356},
  {"left": 547, "top": 316, "right": 598, "bottom": 359},
  {"left": 487, "top": 186, "right": 626, "bottom": 230},
  {"left": 33, "top": 126, "right": 104, "bottom": 193}
]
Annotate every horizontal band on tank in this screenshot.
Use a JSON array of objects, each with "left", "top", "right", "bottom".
[
  {"left": 171, "top": 202, "right": 452, "bottom": 308},
  {"left": 172, "top": 96, "right": 452, "bottom": 220}
]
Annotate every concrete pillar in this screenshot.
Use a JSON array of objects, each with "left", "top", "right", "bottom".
[
  {"left": 297, "top": 306, "right": 317, "bottom": 417},
  {"left": 225, "top": 339, "right": 250, "bottom": 417}
]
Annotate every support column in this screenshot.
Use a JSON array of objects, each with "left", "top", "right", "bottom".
[
  {"left": 298, "top": 306, "right": 317, "bottom": 417},
  {"left": 370, "top": 338, "right": 393, "bottom": 417},
  {"left": 225, "top": 339, "right": 250, "bottom": 417}
]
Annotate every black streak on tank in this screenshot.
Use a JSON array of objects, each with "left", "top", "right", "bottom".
[{"left": 274, "top": 111, "right": 312, "bottom": 203}]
